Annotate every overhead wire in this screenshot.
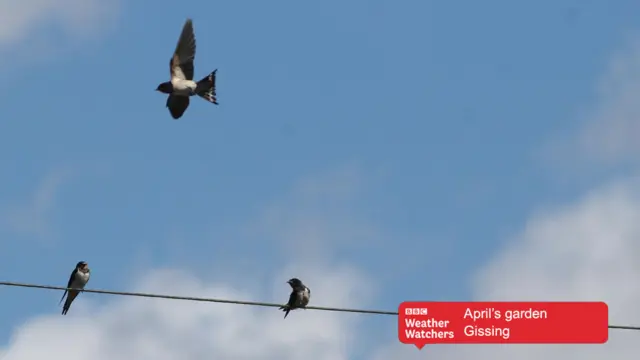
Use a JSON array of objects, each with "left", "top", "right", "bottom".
[
  {"left": 1, "top": 281, "right": 639, "bottom": 330},
  {"left": 0, "top": 281, "right": 396, "bottom": 315}
]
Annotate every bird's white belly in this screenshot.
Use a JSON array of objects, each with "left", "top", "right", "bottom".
[
  {"left": 171, "top": 79, "right": 197, "bottom": 95},
  {"left": 73, "top": 272, "right": 90, "bottom": 288},
  {"left": 299, "top": 288, "right": 310, "bottom": 306}
]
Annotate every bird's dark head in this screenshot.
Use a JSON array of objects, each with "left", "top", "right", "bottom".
[
  {"left": 287, "top": 278, "right": 303, "bottom": 287},
  {"left": 156, "top": 82, "right": 173, "bottom": 94},
  {"left": 76, "top": 261, "right": 88, "bottom": 271}
]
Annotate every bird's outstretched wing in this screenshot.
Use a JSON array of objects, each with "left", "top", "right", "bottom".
[
  {"left": 170, "top": 19, "right": 196, "bottom": 81},
  {"left": 59, "top": 269, "right": 76, "bottom": 305},
  {"left": 166, "top": 95, "right": 190, "bottom": 119}
]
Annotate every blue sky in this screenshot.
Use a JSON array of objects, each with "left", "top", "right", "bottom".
[{"left": 1, "top": 1, "right": 640, "bottom": 359}]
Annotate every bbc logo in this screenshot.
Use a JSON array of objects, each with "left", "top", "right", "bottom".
[{"left": 405, "top": 308, "right": 428, "bottom": 315}]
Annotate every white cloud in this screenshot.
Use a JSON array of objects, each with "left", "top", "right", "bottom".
[
  {"left": 0, "top": 0, "right": 118, "bottom": 69},
  {"left": 0, "top": 0, "right": 118, "bottom": 46},
  {"left": 8, "top": 163, "right": 640, "bottom": 360},
  {"left": 1, "top": 263, "right": 373, "bottom": 360},
  {"left": 2, "top": 169, "right": 70, "bottom": 238},
  {"left": 474, "top": 179, "right": 640, "bottom": 304},
  {"left": 367, "top": 37, "right": 640, "bottom": 355},
  {"left": 374, "top": 177, "right": 640, "bottom": 359},
  {"left": 0, "top": 165, "right": 387, "bottom": 360}
]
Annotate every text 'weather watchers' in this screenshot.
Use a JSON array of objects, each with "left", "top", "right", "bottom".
[{"left": 398, "top": 301, "right": 609, "bottom": 349}]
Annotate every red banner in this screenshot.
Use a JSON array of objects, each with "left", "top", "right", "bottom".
[{"left": 398, "top": 301, "right": 608, "bottom": 348}]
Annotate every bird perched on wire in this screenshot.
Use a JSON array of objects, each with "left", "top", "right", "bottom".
[
  {"left": 156, "top": 18, "right": 218, "bottom": 119},
  {"left": 59, "top": 261, "right": 91, "bottom": 315},
  {"left": 279, "top": 278, "right": 311, "bottom": 319}
]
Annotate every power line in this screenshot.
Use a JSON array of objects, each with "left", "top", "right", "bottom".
[
  {"left": 0, "top": 281, "right": 396, "bottom": 315},
  {"left": 608, "top": 325, "right": 640, "bottom": 330},
  {"left": 2, "top": 281, "right": 640, "bottom": 331}
]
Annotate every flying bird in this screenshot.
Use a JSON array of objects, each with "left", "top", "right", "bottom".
[
  {"left": 59, "top": 261, "right": 91, "bottom": 315},
  {"left": 279, "top": 278, "right": 311, "bottom": 319},
  {"left": 156, "top": 18, "right": 218, "bottom": 119}
]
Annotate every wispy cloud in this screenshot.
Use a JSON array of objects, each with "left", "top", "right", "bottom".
[
  {"left": 255, "top": 165, "right": 376, "bottom": 257},
  {"left": 577, "top": 38, "right": 640, "bottom": 165},
  {"left": 0, "top": 0, "right": 119, "bottom": 68},
  {"left": 541, "top": 35, "right": 640, "bottom": 170},
  {"left": 2, "top": 169, "right": 71, "bottom": 239},
  {"left": 0, "top": 0, "right": 119, "bottom": 46}
]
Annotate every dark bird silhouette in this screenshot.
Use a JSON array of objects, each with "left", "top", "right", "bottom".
[
  {"left": 279, "top": 278, "right": 311, "bottom": 319},
  {"left": 155, "top": 18, "right": 218, "bottom": 119},
  {"left": 60, "top": 261, "right": 91, "bottom": 315}
]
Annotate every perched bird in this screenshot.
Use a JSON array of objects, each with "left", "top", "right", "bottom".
[
  {"left": 59, "top": 261, "right": 91, "bottom": 315},
  {"left": 279, "top": 278, "right": 311, "bottom": 319},
  {"left": 156, "top": 18, "right": 218, "bottom": 119}
]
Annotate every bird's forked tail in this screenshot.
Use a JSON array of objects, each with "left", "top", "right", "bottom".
[
  {"left": 61, "top": 291, "right": 79, "bottom": 315},
  {"left": 279, "top": 305, "right": 292, "bottom": 319},
  {"left": 195, "top": 69, "right": 218, "bottom": 105}
]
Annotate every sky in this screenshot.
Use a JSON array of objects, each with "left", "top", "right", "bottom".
[{"left": 1, "top": 0, "right": 640, "bottom": 359}]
